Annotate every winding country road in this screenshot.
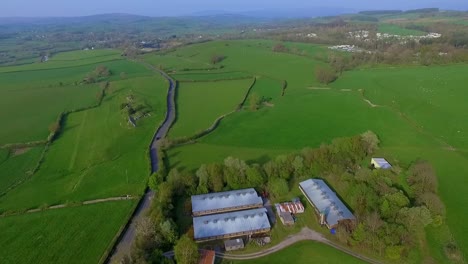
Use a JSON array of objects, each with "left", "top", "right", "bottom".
[{"left": 107, "top": 64, "right": 176, "bottom": 264}]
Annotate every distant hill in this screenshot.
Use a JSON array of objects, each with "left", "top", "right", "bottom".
[{"left": 188, "top": 7, "right": 355, "bottom": 19}]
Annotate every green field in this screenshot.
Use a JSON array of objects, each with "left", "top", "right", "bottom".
[
  {"left": 0, "top": 57, "right": 152, "bottom": 145},
  {"left": 0, "top": 200, "right": 136, "bottom": 264},
  {"left": 170, "top": 79, "right": 253, "bottom": 139},
  {"left": 224, "top": 241, "right": 363, "bottom": 264},
  {"left": 171, "top": 71, "right": 252, "bottom": 82},
  {"left": 146, "top": 40, "right": 468, "bottom": 261},
  {"left": 0, "top": 147, "right": 43, "bottom": 195},
  {"left": 0, "top": 75, "right": 168, "bottom": 211},
  {"left": 378, "top": 23, "right": 426, "bottom": 36},
  {"left": 0, "top": 49, "right": 122, "bottom": 73}
]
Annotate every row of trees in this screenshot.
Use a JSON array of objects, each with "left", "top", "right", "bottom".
[{"left": 82, "top": 65, "right": 111, "bottom": 84}]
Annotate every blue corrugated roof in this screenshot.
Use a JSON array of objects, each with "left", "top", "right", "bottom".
[
  {"left": 191, "top": 188, "right": 263, "bottom": 214},
  {"left": 193, "top": 208, "right": 271, "bottom": 240},
  {"left": 299, "top": 179, "right": 355, "bottom": 227},
  {"left": 372, "top": 158, "right": 392, "bottom": 169}
]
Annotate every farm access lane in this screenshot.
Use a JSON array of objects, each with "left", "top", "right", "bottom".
[
  {"left": 106, "top": 63, "right": 177, "bottom": 263},
  {"left": 163, "top": 227, "right": 380, "bottom": 264}
]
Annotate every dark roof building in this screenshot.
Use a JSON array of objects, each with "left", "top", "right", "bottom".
[{"left": 224, "top": 238, "right": 245, "bottom": 251}]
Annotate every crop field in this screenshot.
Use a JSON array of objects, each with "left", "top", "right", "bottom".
[
  {"left": 170, "top": 79, "right": 253, "bottom": 139},
  {"left": 378, "top": 23, "right": 426, "bottom": 35},
  {"left": 0, "top": 200, "right": 136, "bottom": 264},
  {"left": 147, "top": 39, "right": 468, "bottom": 260},
  {"left": 0, "top": 56, "right": 153, "bottom": 145},
  {"left": 0, "top": 147, "right": 43, "bottom": 195},
  {"left": 224, "top": 241, "right": 363, "bottom": 264}
]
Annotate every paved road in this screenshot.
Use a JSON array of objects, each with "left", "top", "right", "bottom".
[
  {"left": 107, "top": 64, "right": 176, "bottom": 264},
  {"left": 163, "top": 227, "right": 380, "bottom": 264}
]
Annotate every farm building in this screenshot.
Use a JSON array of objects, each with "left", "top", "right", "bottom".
[
  {"left": 224, "top": 238, "right": 245, "bottom": 251},
  {"left": 276, "top": 199, "right": 305, "bottom": 214},
  {"left": 299, "top": 179, "right": 355, "bottom": 229},
  {"left": 193, "top": 208, "right": 271, "bottom": 242},
  {"left": 371, "top": 158, "right": 392, "bottom": 169},
  {"left": 198, "top": 250, "right": 216, "bottom": 264},
  {"left": 191, "top": 188, "right": 263, "bottom": 216},
  {"left": 275, "top": 199, "right": 304, "bottom": 226},
  {"left": 276, "top": 209, "right": 295, "bottom": 226}
]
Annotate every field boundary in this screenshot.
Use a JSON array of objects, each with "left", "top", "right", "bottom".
[
  {"left": 0, "top": 196, "right": 138, "bottom": 218},
  {"left": 0, "top": 58, "right": 123, "bottom": 74},
  {"left": 176, "top": 76, "right": 253, "bottom": 83},
  {"left": 0, "top": 140, "right": 47, "bottom": 150}
]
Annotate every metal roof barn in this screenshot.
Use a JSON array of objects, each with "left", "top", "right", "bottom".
[
  {"left": 191, "top": 188, "right": 263, "bottom": 216},
  {"left": 371, "top": 158, "right": 392, "bottom": 169},
  {"left": 299, "top": 179, "right": 355, "bottom": 229},
  {"left": 193, "top": 208, "right": 271, "bottom": 241}
]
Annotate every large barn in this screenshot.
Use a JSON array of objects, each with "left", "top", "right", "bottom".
[
  {"left": 191, "top": 188, "right": 263, "bottom": 216},
  {"left": 299, "top": 179, "right": 355, "bottom": 229},
  {"left": 193, "top": 208, "right": 271, "bottom": 242}
]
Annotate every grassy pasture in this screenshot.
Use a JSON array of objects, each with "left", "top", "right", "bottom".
[
  {"left": 171, "top": 71, "right": 252, "bottom": 82},
  {"left": 170, "top": 78, "right": 253, "bottom": 139},
  {"left": 0, "top": 59, "right": 152, "bottom": 145},
  {"left": 378, "top": 23, "right": 426, "bottom": 35},
  {"left": 0, "top": 147, "right": 44, "bottom": 196},
  {"left": 144, "top": 40, "right": 328, "bottom": 76},
  {"left": 145, "top": 53, "right": 214, "bottom": 72},
  {"left": 332, "top": 64, "right": 468, "bottom": 150},
  {"left": 0, "top": 200, "right": 136, "bottom": 264},
  {"left": 224, "top": 241, "right": 363, "bottom": 264},
  {"left": 0, "top": 75, "right": 167, "bottom": 211},
  {"left": 0, "top": 49, "right": 122, "bottom": 73}
]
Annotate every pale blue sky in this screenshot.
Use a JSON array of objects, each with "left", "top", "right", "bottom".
[{"left": 2, "top": 0, "right": 468, "bottom": 17}]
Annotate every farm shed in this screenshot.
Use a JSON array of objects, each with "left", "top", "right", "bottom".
[
  {"left": 193, "top": 208, "right": 271, "bottom": 242},
  {"left": 371, "top": 158, "right": 392, "bottom": 169},
  {"left": 191, "top": 188, "right": 263, "bottom": 216},
  {"left": 224, "top": 238, "right": 245, "bottom": 251},
  {"left": 299, "top": 179, "right": 355, "bottom": 229},
  {"left": 276, "top": 210, "right": 295, "bottom": 226},
  {"left": 198, "top": 250, "right": 216, "bottom": 264},
  {"left": 276, "top": 199, "right": 305, "bottom": 214}
]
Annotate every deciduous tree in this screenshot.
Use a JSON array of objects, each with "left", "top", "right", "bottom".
[{"left": 174, "top": 235, "right": 199, "bottom": 264}]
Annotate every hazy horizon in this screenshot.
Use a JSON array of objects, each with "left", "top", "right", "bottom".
[{"left": 2, "top": 0, "right": 468, "bottom": 18}]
